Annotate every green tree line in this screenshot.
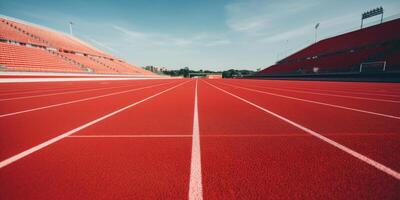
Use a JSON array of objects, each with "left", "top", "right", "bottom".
[{"left": 161, "top": 67, "right": 257, "bottom": 78}]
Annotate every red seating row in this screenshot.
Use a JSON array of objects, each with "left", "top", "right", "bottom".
[
  {"left": 91, "top": 57, "right": 153, "bottom": 74},
  {"left": 259, "top": 18, "right": 400, "bottom": 74},
  {"left": 0, "top": 17, "right": 155, "bottom": 75},
  {"left": 285, "top": 19, "right": 400, "bottom": 61},
  {"left": 0, "top": 42, "right": 85, "bottom": 73},
  {"left": 117, "top": 60, "right": 154, "bottom": 75},
  {"left": 260, "top": 47, "right": 388, "bottom": 74},
  {"left": 2, "top": 18, "right": 104, "bottom": 56},
  {"left": 0, "top": 19, "right": 45, "bottom": 46},
  {"left": 60, "top": 53, "right": 119, "bottom": 74}
]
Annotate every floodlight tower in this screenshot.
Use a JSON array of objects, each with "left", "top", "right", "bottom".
[
  {"left": 361, "top": 7, "right": 384, "bottom": 29},
  {"left": 69, "top": 21, "right": 74, "bottom": 35},
  {"left": 314, "top": 23, "right": 320, "bottom": 43}
]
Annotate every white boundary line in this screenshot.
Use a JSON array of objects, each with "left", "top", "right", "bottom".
[
  {"left": 0, "top": 80, "right": 190, "bottom": 169},
  {"left": 0, "top": 87, "right": 83, "bottom": 97},
  {"left": 189, "top": 79, "right": 203, "bottom": 200},
  {"left": 67, "top": 133, "right": 395, "bottom": 138},
  {"left": 0, "top": 77, "right": 173, "bottom": 83},
  {"left": 68, "top": 135, "right": 192, "bottom": 138},
  {"left": 199, "top": 133, "right": 397, "bottom": 137},
  {"left": 218, "top": 82, "right": 400, "bottom": 120},
  {"left": 0, "top": 81, "right": 174, "bottom": 118},
  {"left": 0, "top": 71, "right": 160, "bottom": 77},
  {"left": 205, "top": 80, "right": 400, "bottom": 180},
  {"left": 255, "top": 84, "right": 400, "bottom": 98},
  {"left": 243, "top": 84, "right": 400, "bottom": 103},
  {"left": 0, "top": 83, "right": 140, "bottom": 101}
]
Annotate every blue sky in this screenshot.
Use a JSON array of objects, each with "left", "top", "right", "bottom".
[{"left": 1, "top": 0, "right": 399, "bottom": 70}]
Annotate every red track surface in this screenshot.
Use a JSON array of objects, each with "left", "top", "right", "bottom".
[{"left": 0, "top": 78, "right": 399, "bottom": 199}]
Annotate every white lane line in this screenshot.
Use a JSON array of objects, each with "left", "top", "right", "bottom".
[
  {"left": 0, "top": 80, "right": 189, "bottom": 169},
  {"left": 200, "top": 132, "right": 397, "bottom": 137},
  {"left": 257, "top": 85, "right": 400, "bottom": 98},
  {"left": 66, "top": 132, "right": 395, "bottom": 138},
  {"left": 189, "top": 79, "right": 203, "bottom": 200},
  {"left": 0, "top": 81, "right": 174, "bottom": 118},
  {"left": 218, "top": 82, "right": 400, "bottom": 120},
  {"left": 205, "top": 80, "right": 400, "bottom": 180},
  {"left": 0, "top": 83, "right": 139, "bottom": 101},
  {"left": 0, "top": 77, "right": 171, "bottom": 83},
  {"left": 68, "top": 134, "right": 192, "bottom": 138},
  {"left": 0, "top": 87, "right": 80, "bottom": 96},
  {"left": 243, "top": 84, "right": 400, "bottom": 103}
]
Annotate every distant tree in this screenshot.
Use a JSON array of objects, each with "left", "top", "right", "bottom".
[
  {"left": 177, "top": 67, "right": 190, "bottom": 77},
  {"left": 159, "top": 67, "right": 255, "bottom": 78}
]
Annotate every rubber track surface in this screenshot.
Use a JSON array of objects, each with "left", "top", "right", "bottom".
[{"left": 0, "top": 78, "right": 399, "bottom": 199}]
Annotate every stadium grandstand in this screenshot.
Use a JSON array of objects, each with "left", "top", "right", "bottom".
[
  {"left": 0, "top": 16, "right": 155, "bottom": 76},
  {"left": 257, "top": 17, "right": 400, "bottom": 76}
]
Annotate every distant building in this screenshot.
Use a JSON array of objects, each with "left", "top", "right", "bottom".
[
  {"left": 206, "top": 74, "right": 222, "bottom": 79},
  {"left": 144, "top": 65, "right": 168, "bottom": 73},
  {"left": 144, "top": 66, "right": 155, "bottom": 72},
  {"left": 189, "top": 72, "right": 222, "bottom": 79}
]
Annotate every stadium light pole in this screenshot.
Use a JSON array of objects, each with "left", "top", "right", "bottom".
[
  {"left": 314, "top": 23, "right": 320, "bottom": 43},
  {"left": 69, "top": 22, "right": 74, "bottom": 36},
  {"left": 361, "top": 7, "right": 384, "bottom": 29}
]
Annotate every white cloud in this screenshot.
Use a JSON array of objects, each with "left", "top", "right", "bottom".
[
  {"left": 112, "top": 25, "right": 230, "bottom": 47},
  {"left": 205, "top": 39, "right": 231, "bottom": 46},
  {"left": 225, "top": 0, "right": 320, "bottom": 34},
  {"left": 259, "top": 25, "right": 311, "bottom": 43},
  {"left": 259, "top": 13, "right": 359, "bottom": 44}
]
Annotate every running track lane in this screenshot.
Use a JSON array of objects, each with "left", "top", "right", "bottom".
[
  {"left": 0, "top": 80, "right": 136, "bottom": 94},
  {"left": 199, "top": 80, "right": 399, "bottom": 199},
  {"left": 0, "top": 79, "right": 166, "bottom": 100},
  {"left": 0, "top": 79, "right": 183, "bottom": 161},
  {"left": 232, "top": 79, "right": 400, "bottom": 96},
  {"left": 0, "top": 79, "right": 173, "bottom": 98},
  {"left": 75, "top": 80, "right": 196, "bottom": 135},
  {"left": 229, "top": 79, "right": 400, "bottom": 101},
  {"left": 1, "top": 78, "right": 399, "bottom": 199},
  {"left": 0, "top": 80, "right": 174, "bottom": 115},
  {"left": 0, "top": 80, "right": 194, "bottom": 199},
  {"left": 218, "top": 79, "right": 400, "bottom": 116},
  {"left": 209, "top": 79, "right": 400, "bottom": 172}
]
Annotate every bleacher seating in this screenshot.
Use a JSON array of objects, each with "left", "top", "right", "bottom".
[
  {"left": 92, "top": 57, "right": 133, "bottom": 74},
  {"left": 92, "top": 57, "right": 154, "bottom": 75},
  {"left": 0, "top": 19, "right": 45, "bottom": 46},
  {"left": 117, "top": 60, "right": 155, "bottom": 75},
  {"left": 258, "top": 18, "right": 400, "bottom": 75},
  {"left": 60, "top": 53, "right": 119, "bottom": 74},
  {"left": 3, "top": 18, "right": 104, "bottom": 56},
  {"left": 0, "top": 17, "right": 155, "bottom": 75},
  {"left": 0, "top": 42, "right": 84, "bottom": 73}
]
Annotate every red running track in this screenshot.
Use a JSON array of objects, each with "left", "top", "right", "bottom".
[{"left": 0, "top": 78, "right": 399, "bottom": 199}]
